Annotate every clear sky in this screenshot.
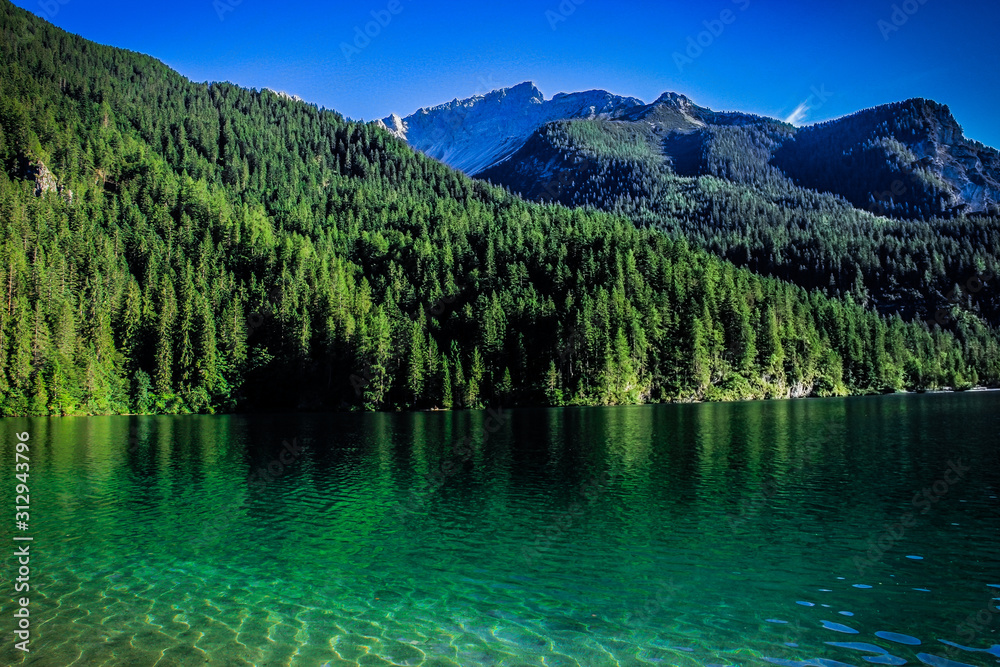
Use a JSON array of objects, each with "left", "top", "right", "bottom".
[{"left": 11, "top": 0, "right": 1000, "bottom": 147}]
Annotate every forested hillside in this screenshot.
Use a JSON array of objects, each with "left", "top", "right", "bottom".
[
  {"left": 0, "top": 1, "right": 997, "bottom": 416},
  {"left": 773, "top": 99, "right": 1000, "bottom": 219},
  {"left": 480, "top": 118, "right": 1000, "bottom": 326}
]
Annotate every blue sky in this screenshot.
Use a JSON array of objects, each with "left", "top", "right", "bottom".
[{"left": 12, "top": 0, "right": 1000, "bottom": 147}]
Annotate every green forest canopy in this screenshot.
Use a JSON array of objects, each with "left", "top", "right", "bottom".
[
  {"left": 479, "top": 117, "right": 1000, "bottom": 327},
  {"left": 0, "top": 1, "right": 997, "bottom": 416}
]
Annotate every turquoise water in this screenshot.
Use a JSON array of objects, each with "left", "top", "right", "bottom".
[{"left": 1, "top": 394, "right": 999, "bottom": 666}]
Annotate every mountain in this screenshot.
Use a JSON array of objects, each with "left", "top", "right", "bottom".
[
  {"left": 465, "top": 89, "right": 1000, "bottom": 327},
  {"left": 615, "top": 91, "right": 780, "bottom": 130},
  {"left": 773, "top": 98, "right": 1000, "bottom": 218},
  {"left": 389, "top": 83, "right": 1000, "bottom": 219},
  {"left": 376, "top": 82, "right": 643, "bottom": 174},
  {"left": 0, "top": 0, "right": 998, "bottom": 418}
]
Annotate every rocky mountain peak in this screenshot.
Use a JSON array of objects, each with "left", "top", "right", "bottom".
[
  {"left": 379, "top": 83, "right": 644, "bottom": 174},
  {"left": 653, "top": 91, "right": 693, "bottom": 107},
  {"left": 504, "top": 81, "right": 545, "bottom": 103}
]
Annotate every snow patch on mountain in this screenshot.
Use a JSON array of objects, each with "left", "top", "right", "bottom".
[
  {"left": 377, "top": 113, "right": 408, "bottom": 141},
  {"left": 266, "top": 89, "right": 304, "bottom": 103},
  {"left": 380, "top": 82, "right": 644, "bottom": 175}
]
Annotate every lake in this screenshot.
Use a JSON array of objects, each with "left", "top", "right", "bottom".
[{"left": 1, "top": 393, "right": 999, "bottom": 666}]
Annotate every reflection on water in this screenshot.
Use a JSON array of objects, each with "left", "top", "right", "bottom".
[{"left": 0, "top": 394, "right": 999, "bottom": 666}]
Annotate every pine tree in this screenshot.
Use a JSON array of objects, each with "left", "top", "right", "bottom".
[
  {"left": 466, "top": 347, "right": 485, "bottom": 408},
  {"left": 440, "top": 357, "right": 453, "bottom": 410},
  {"left": 544, "top": 359, "right": 563, "bottom": 406}
]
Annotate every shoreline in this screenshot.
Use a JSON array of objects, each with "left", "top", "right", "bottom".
[{"left": 3, "top": 385, "right": 998, "bottom": 419}]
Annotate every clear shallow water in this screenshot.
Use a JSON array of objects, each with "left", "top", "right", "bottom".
[{"left": 1, "top": 394, "right": 999, "bottom": 667}]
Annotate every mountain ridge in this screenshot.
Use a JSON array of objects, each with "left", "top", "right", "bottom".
[
  {"left": 476, "top": 94, "right": 1000, "bottom": 326},
  {"left": 376, "top": 82, "right": 644, "bottom": 174},
  {"left": 385, "top": 82, "right": 1000, "bottom": 218}
]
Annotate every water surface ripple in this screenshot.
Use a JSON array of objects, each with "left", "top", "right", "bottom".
[{"left": 1, "top": 394, "right": 999, "bottom": 665}]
